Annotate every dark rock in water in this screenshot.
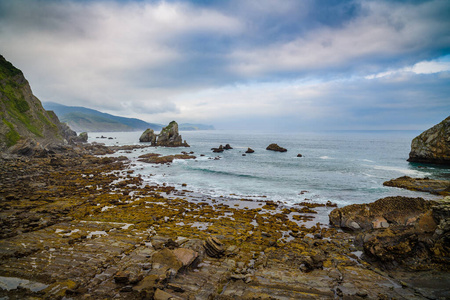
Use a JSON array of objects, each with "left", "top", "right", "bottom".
[
  {"left": 266, "top": 143, "right": 287, "bottom": 152},
  {"left": 139, "top": 128, "right": 157, "bottom": 145},
  {"left": 245, "top": 148, "right": 254, "bottom": 153},
  {"left": 224, "top": 144, "right": 233, "bottom": 150},
  {"left": 383, "top": 176, "right": 450, "bottom": 196},
  {"left": 408, "top": 116, "right": 450, "bottom": 165},
  {"left": 212, "top": 145, "right": 224, "bottom": 153},
  {"left": 297, "top": 154, "right": 303, "bottom": 157},
  {"left": 156, "top": 121, "right": 189, "bottom": 147}
]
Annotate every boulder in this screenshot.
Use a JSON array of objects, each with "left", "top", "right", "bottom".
[
  {"left": 139, "top": 128, "right": 157, "bottom": 145},
  {"left": 224, "top": 144, "right": 233, "bottom": 150},
  {"left": 297, "top": 154, "right": 303, "bottom": 157},
  {"left": 245, "top": 148, "right": 255, "bottom": 154},
  {"left": 156, "top": 121, "right": 189, "bottom": 147},
  {"left": 266, "top": 143, "right": 287, "bottom": 152},
  {"left": 329, "top": 196, "right": 436, "bottom": 231},
  {"left": 407, "top": 116, "right": 450, "bottom": 165}
]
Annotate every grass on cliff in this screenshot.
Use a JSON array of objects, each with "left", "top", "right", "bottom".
[
  {"left": 0, "top": 55, "right": 23, "bottom": 80},
  {"left": 3, "top": 119, "right": 21, "bottom": 147}
]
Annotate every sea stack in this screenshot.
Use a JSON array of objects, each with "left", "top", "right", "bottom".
[
  {"left": 407, "top": 116, "right": 450, "bottom": 165},
  {"left": 139, "top": 128, "right": 157, "bottom": 145}
]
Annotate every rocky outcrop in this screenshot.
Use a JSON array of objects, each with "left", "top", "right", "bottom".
[
  {"left": 329, "top": 196, "right": 435, "bottom": 231},
  {"left": 211, "top": 145, "right": 224, "bottom": 153},
  {"left": 156, "top": 121, "right": 189, "bottom": 147},
  {"left": 140, "top": 121, "right": 189, "bottom": 147},
  {"left": 266, "top": 143, "right": 287, "bottom": 152},
  {"left": 245, "top": 148, "right": 254, "bottom": 153},
  {"left": 383, "top": 176, "right": 450, "bottom": 195},
  {"left": 408, "top": 116, "right": 450, "bottom": 165},
  {"left": 0, "top": 55, "right": 72, "bottom": 153},
  {"left": 330, "top": 196, "right": 450, "bottom": 271},
  {"left": 139, "top": 128, "right": 157, "bottom": 144}
]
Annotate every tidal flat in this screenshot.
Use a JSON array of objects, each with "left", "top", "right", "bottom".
[{"left": 0, "top": 144, "right": 449, "bottom": 299}]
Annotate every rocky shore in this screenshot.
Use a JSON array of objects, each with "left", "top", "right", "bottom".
[{"left": 1, "top": 144, "right": 449, "bottom": 299}]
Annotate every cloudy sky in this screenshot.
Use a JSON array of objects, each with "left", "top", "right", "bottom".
[{"left": 0, "top": 0, "right": 449, "bottom": 131}]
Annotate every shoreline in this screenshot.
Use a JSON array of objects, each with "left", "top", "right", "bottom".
[{"left": 0, "top": 144, "right": 449, "bottom": 299}]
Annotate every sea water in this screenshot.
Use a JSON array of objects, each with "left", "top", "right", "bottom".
[{"left": 89, "top": 130, "right": 449, "bottom": 207}]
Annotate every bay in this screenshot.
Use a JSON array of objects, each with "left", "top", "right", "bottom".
[{"left": 89, "top": 130, "right": 448, "bottom": 207}]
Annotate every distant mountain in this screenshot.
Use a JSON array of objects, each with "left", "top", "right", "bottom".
[
  {"left": 43, "top": 102, "right": 162, "bottom": 132},
  {"left": 43, "top": 102, "right": 214, "bottom": 132},
  {"left": 179, "top": 123, "right": 215, "bottom": 131}
]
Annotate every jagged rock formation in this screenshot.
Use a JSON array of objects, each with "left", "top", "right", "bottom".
[
  {"left": 140, "top": 121, "right": 189, "bottom": 147},
  {"left": 330, "top": 196, "right": 449, "bottom": 270},
  {"left": 245, "top": 147, "right": 254, "bottom": 153},
  {"left": 139, "top": 128, "right": 157, "bottom": 144},
  {"left": 329, "top": 196, "right": 435, "bottom": 231},
  {"left": 156, "top": 121, "right": 189, "bottom": 147},
  {"left": 0, "top": 55, "right": 75, "bottom": 153},
  {"left": 408, "top": 116, "right": 450, "bottom": 165},
  {"left": 266, "top": 143, "right": 287, "bottom": 152}
]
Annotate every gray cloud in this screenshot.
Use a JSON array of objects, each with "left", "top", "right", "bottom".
[{"left": 0, "top": 0, "right": 448, "bottom": 129}]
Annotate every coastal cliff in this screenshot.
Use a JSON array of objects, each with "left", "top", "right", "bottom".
[
  {"left": 0, "top": 55, "right": 75, "bottom": 153},
  {"left": 408, "top": 116, "right": 450, "bottom": 165}
]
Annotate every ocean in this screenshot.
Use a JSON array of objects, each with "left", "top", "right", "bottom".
[{"left": 89, "top": 130, "right": 449, "bottom": 207}]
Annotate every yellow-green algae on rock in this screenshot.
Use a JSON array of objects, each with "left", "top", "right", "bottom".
[{"left": 0, "top": 144, "right": 449, "bottom": 299}]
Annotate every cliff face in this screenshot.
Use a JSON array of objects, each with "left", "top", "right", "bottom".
[
  {"left": 408, "top": 116, "right": 450, "bottom": 165},
  {"left": 0, "top": 55, "right": 73, "bottom": 153}
]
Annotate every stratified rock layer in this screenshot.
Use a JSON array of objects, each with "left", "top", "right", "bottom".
[
  {"left": 383, "top": 176, "right": 450, "bottom": 196},
  {"left": 408, "top": 116, "right": 450, "bottom": 165}
]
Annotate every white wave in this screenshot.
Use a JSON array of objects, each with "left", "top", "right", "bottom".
[
  {"left": 320, "top": 156, "right": 333, "bottom": 160},
  {"left": 373, "top": 165, "right": 430, "bottom": 177},
  {"left": 362, "top": 159, "right": 374, "bottom": 163}
]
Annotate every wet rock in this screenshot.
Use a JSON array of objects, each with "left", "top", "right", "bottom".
[
  {"left": 297, "top": 153, "right": 303, "bottom": 157},
  {"left": 212, "top": 145, "right": 224, "bottom": 153},
  {"left": 245, "top": 148, "right": 254, "bottom": 153},
  {"left": 204, "top": 236, "right": 225, "bottom": 258},
  {"left": 383, "top": 176, "right": 450, "bottom": 195},
  {"left": 266, "top": 143, "right": 287, "bottom": 152},
  {"left": 224, "top": 144, "right": 233, "bottom": 150}
]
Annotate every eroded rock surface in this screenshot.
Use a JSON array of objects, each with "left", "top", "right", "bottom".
[
  {"left": 384, "top": 176, "right": 450, "bottom": 195},
  {"left": 408, "top": 116, "right": 450, "bottom": 165},
  {"left": 1, "top": 147, "right": 449, "bottom": 299}
]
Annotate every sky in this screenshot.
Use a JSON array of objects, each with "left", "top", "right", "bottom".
[{"left": 0, "top": 0, "right": 449, "bottom": 131}]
